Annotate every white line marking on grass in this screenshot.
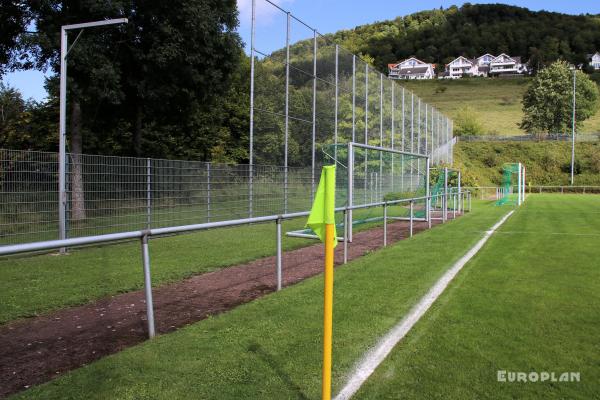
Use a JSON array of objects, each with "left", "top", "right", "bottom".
[{"left": 334, "top": 210, "right": 515, "bottom": 400}]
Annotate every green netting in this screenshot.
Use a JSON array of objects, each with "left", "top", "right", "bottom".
[
  {"left": 415, "top": 168, "right": 459, "bottom": 218},
  {"left": 290, "top": 143, "right": 428, "bottom": 238},
  {"left": 496, "top": 163, "right": 520, "bottom": 206},
  {"left": 324, "top": 143, "right": 428, "bottom": 226}
]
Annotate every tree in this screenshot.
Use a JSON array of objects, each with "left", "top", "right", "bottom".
[
  {"left": 18, "top": 0, "right": 242, "bottom": 220},
  {"left": 520, "top": 60, "right": 599, "bottom": 139},
  {"left": 0, "top": 2, "right": 30, "bottom": 75},
  {"left": 0, "top": 81, "right": 58, "bottom": 151}
]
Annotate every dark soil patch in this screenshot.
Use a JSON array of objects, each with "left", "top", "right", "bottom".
[{"left": 0, "top": 213, "right": 459, "bottom": 397}]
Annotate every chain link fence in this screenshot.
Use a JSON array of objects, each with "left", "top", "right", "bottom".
[
  {"left": 1, "top": 149, "right": 313, "bottom": 245},
  {"left": 249, "top": 0, "right": 454, "bottom": 200},
  {"left": 459, "top": 133, "right": 600, "bottom": 142}
]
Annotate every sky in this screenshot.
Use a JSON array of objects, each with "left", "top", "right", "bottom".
[{"left": 4, "top": 0, "right": 600, "bottom": 102}]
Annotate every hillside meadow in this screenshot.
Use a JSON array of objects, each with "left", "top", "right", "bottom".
[
  {"left": 454, "top": 141, "right": 600, "bottom": 186},
  {"left": 400, "top": 78, "right": 600, "bottom": 135}
]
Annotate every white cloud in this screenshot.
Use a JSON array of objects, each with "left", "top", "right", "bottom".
[{"left": 237, "top": 0, "right": 294, "bottom": 27}]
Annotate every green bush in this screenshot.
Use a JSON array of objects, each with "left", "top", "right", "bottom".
[{"left": 454, "top": 106, "right": 484, "bottom": 136}]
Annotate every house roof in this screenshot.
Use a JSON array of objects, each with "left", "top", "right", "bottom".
[
  {"left": 477, "top": 53, "right": 495, "bottom": 60},
  {"left": 397, "top": 66, "right": 431, "bottom": 75},
  {"left": 448, "top": 56, "right": 473, "bottom": 66},
  {"left": 492, "top": 53, "right": 516, "bottom": 63},
  {"left": 404, "top": 57, "right": 426, "bottom": 64}
]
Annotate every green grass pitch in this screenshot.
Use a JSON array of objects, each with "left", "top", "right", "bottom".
[{"left": 7, "top": 194, "right": 600, "bottom": 399}]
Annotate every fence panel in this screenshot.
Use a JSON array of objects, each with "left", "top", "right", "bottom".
[{"left": 0, "top": 149, "right": 314, "bottom": 245}]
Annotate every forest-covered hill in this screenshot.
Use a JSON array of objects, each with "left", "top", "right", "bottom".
[
  {"left": 3, "top": 3, "right": 600, "bottom": 162},
  {"left": 323, "top": 4, "right": 600, "bottom": 73}
]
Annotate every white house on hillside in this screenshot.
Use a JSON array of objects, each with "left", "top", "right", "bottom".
[
  {"left": 489, "top": 53, "right": 528, "bottom": 76},
  {"left": 388, "top": 57, "right": 435, "bottom": 79},
  {"left": 444, "top": 54, "right": 498, "bottom": 78},
  {"left": 588, "top": 52, "right": 600, "bottom": 70},
  {"left": 445, "top": 56, "right": 477, "bottom": 78},
  {"left": 475, "top": 53, "right": 495, "bottom": 76}
]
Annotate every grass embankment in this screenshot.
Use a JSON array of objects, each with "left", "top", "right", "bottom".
[
  {"left": 12, "top": 201, "right": 509, "bottom": 399},
  {"left": 355, "top": 194, "right": 600, "bottom": 399},
  {"left": 400, "top": 78, "right": 600, "bottom": 135},
  {"left": 454, "top": 141, "right": 600, "bottom": 186}
]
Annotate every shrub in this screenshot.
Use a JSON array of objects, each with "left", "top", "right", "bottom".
[
  {"left": 541, "top": 152, "right": 561, "bottom": 171},
  {"left": 454, "top": 106, "right": 484, "bottom": 136},
  {"left": 587, "top": 151, "right": 600, "bottom": 173}
]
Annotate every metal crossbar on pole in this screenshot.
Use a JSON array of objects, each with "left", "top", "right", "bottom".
[{"left": 58, "top": 18, "right": 128, "bottom": 253}]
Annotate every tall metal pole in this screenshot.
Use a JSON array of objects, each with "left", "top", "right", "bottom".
[
  {"left": 379, "top": 74, "right": 383, "bottom": 197},
  {"left": 571, "top": 68, "right": 576, "bottom": 186},
  {"left": 284, "top": 12, "right": 290, "bottom": 213},
  {"left": 410, "top": 92, "right": 414, "bottom": 189},
  {"left": 391, "top": 82, "right": 395, "bottom": 150},
  {"left": 401, "top": 88, "right": 405, "bottom": 192},
  {"left": 364, "top": 63, "right": 368, "bottom": 205},
  {"left": 365, "top": 63, "right": 369, "bottom": 144},
  {"left": 58, "top": 26, "right": 68, "bottom": 248},
  {"left": 424, "top": 104, "right": 428, "bottom": 156},
  {"left": 334, "top": 44, "right": 339, "bottom": 162},
  {"left": 391, "top": 81, "right": 395, "bottom": 190},
  {"left": 352, "top": 55, "right": 356, "bottom": 143},
  {"left": 249, "top": 0, "right": 256, "bottom": 217},
  {"left": 311, "top": 29, "right": 317, "bottom": 201},
  {"left": 417, "top": 99, "right": 421, "bottom": 183}
]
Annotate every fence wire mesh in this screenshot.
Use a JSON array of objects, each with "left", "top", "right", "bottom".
[
  {"left": 1, "top": 0, "right": 456, "bottom": 246},
  {"left": 250, "top": 0, "right": 454, "bottom": 195},
  {"left": 1, "top": 149, "right": 314, "bottom": 245}
]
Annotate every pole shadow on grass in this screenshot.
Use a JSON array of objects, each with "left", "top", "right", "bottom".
[{"left": 247, "top": 342, "right": 309, "bottom": 399}]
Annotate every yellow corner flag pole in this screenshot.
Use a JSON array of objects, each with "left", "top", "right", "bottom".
[
  {"left": 322, "top": 221, "right": 335, "bottom": 400},
  {"left": 306, "top": 165, "right": 337, "bottom": 400}
]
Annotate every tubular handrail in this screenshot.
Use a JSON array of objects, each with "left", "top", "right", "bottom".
[{"left": 0, "top": 189, "right": 472, "bottom": 340}]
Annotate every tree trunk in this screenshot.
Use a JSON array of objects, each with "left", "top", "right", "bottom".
[
  {"left": 134, "top": 104, "right": 143, "bottom": 157},
  {"left": 70, "top": 99, "right": 86, "bottom": 221}
]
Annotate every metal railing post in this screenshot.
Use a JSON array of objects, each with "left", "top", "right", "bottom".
[
  {"left": 141, "top": 233, "right": 156, "bottom": 338},
  {"left": 443, "top": 167, "right": 448, "bottom": 223},
  {"left": 343, "top": 209, "right": 348, "bottom": 264},
  {"left": 409, "top": 200, "right": 414, "bottom": 237},
  {"left": 428, "top": 196, "right": 432, "bottom": 229},
  {"left": 468, "top": 191, "right": 472, "bottom": 212},
  {"left": 453, "top": 193, "right": 456, "bottom": 219},
  {"left": 347, "top": 143, "right": 354, "bottom": 242},
  {"left": 276, "top": 218, "right": 282, "bottom": 291},
  {"left": 383, "top": 202, "right": 387, "bottom": 247}
]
